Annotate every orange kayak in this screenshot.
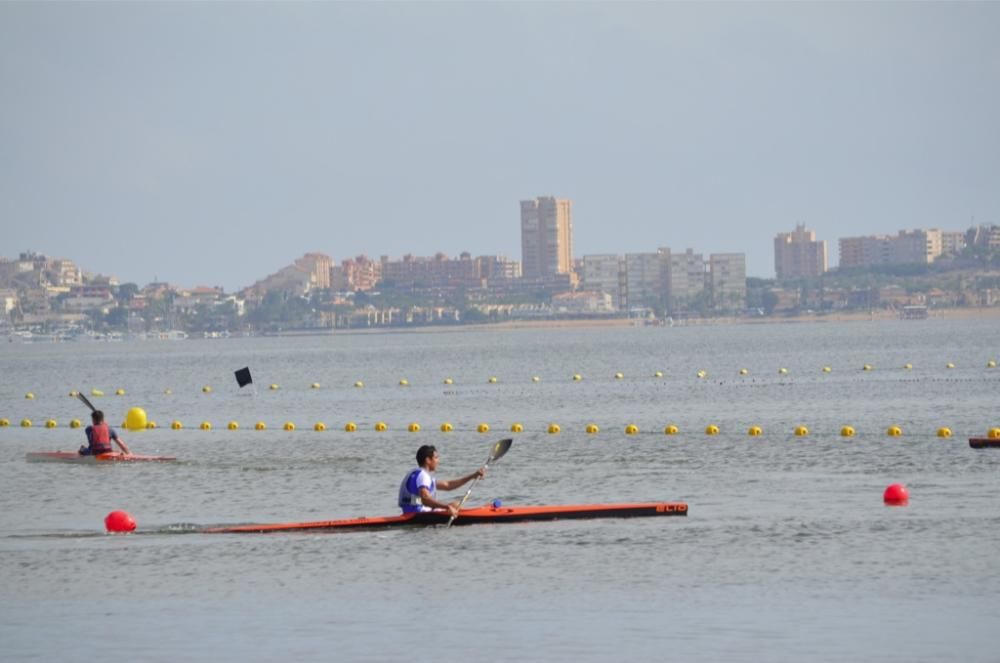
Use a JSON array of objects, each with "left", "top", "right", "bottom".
[
  {"left": 25, "top": 451, "right": 177, "bottom": 463},
  {"left": 204, "top": 502, "right": 688, "bottom": 534}
]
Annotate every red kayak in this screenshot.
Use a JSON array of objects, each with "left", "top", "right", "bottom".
[
  {"left": 204, "top": 502, "right": 688, "bottom": 534},
  {"left": 25, "top": 451, "right": 177, "bottom": 463}
]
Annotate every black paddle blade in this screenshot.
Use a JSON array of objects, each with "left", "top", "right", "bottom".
[
  {"left": 76, "top": 392, "right": 96, "bottom": 412},
  {"left": 234, "top": 367, "right": 253, "bottom": 388},
  {"left": 490, "top": 438, "right": 513, "bottom": 463}
]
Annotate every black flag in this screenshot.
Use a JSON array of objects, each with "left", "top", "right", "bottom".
[{"left": 235, "top": 367, "right": 253, "bottom": 388}]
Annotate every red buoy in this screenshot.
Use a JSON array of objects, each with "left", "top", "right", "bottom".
[
  {"left": 104, "top": 510, "right": 137, "bottom": 533},
  {"left": 883, "top": 484, "right": 909, "bottom": 506}
]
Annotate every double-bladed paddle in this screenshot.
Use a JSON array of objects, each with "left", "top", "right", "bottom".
[
  {"left": 446, "top": 437, "right": 512, "bottom": 528},
  {"left": 76, "top": 392, "right": 97, "bottom": 412}
]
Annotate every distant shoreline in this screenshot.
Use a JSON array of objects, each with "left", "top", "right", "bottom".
[{"left": 262, "top": 306, "right": 1000, "bottom": 336}]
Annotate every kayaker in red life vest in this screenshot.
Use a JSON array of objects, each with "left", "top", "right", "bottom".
[
  {"left": 79, "top": 410, "right": 131, "bottom": 456},
  {"left": 398, "top": 445, "right": 485, "bottom": 518}
]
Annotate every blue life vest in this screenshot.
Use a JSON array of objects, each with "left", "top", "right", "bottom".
[{"left": 398, "top": 467, "right": 436, "bottom": 513}]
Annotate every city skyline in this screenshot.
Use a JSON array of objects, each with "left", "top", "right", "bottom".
[{"left": 2, "top": 2, "right": 997, "bottom": 291}]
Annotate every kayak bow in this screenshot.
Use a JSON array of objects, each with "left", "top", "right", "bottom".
[
  {"left": 26, "top": 451, "right": 177, "bottom": 463},
  {"left": 204, "top": 502, "right": 688, "bottom": 534}
]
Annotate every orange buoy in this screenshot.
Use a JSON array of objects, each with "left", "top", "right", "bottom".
[
  {"left": 883, "top": 484, "right": 909, "bottom": 506},
  {"left": 104, "top": 510, "right": 137, "bottom": 533}
]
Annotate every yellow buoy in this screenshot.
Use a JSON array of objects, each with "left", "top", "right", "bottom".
[
  {"left": 531, "top": 376, "right": 540, "bottom": 383},
  {"left": 794, "top": 425, "right": 809, "bottom": 437},
  {"left": 585, "top": 424, "right": 599, "bottom": 434},
  {"left": 45, "top": 419, "right": 57, "bottom": 428},
  {"left": 615, "top": 372, "right": 624, "bottom": 380},
  {"left": 0, "top": 418, "right": 8, "bottom": 427},
  {"left": 408, "top": 422, "right": 421, "bottom": 433},
  {"left": 840, "top": 426, "right": 855, "bottom": 437},
  {"left": 987, "top": 360, "right": 997, "bottom": 368},
  {"left": 146, "top": 421, "right": 157, "bottom": 429},
  {"left": 125, "top": 407, "right": 148, "bottom": 431},
  {"left": 739, "top": 368, "right": 749, "bottom": 376},
  {"left": 311, "top": 383, "right": 321, "bottom": 389},
  {"left": 696, "top": 370, "right": 707, "bottom": 379},
  {"left": 547, "top": 423, "right": 561, "bottom": 434},
  {"left": 572, "top": 374, "right": 583, "bottom": 381},
  {"left": 270, "top": 384, "right": 279, "bottom": 391},
  {"left": 344, "top": 422, "right": 357, "bottom": 432},
  {"left": 705, "top": 424, "right": 719, "bottom": 435},
  {"left": 822, "top": 366, "right": 832, "bottom": 373},
  {"left": 887, "top": 425, "right": 903, "bottom": 437},
  {"left": 946, "top": 362, "right": 955, "bottom": 369},
  {"left": 748, "top": 426, "right": 762, "bottom": 436},
  {"left": 354, "top": 381, "right": 364, "bottom": 388},
  {"left": 164, "top": 388, "right": 172, "bottom": 395},
  {"left": 70, "top": 418, "right": 82, "bottom": 428},
  {"left": 200, "top": 421, "right": 212, "bottom": 430},
  {"left": 778, "top": 368, "right": 788, "bottom": 375},
  {"left": 375, "top": 422, "right": 388, "bottom": 432},
  {"left": 625, "top": 424, "right": 639, "bottom": 435},
  {"left": 91, "top": 389, "right": 104, "bottom": 396},
  {"left": 69, "top": 390, "right": 79, "bottom": 397},
  {"left": 936, "top": 427, "right": 952, "bottom": 438},
  {"left": 399, "top": 379, "right": 409, "bottom": 386},
  {"left": 115, "top": 388, "right": 125, "bottom": 396},
  {"left": 314, "top": 422, "right": 326, "bottom": 432},
  {"left": 653, "top": 371, "right": 663, "bottom": 378},
  {"left": 987, "top": 428, "right": 1000, "bottom": 440},
  {"left": 255, "top": 422, "right": 266, "bottom": 431},
  {"left": 171, "top": 420, "right": 183, "bottom": 430},
  {"left": 228, "top": 421, "right": 239, "bottom": 430},
  {"left": 440, "top": 422, "right": 453, "bottom": 432},
  {"left": 25, "top": 392, "right": 34, "bottom": 400},
  {"left": 283, "top": 422, "right": 295, "bottom": 431},
  {"left": 477, "top": 423, "right": 490, "bottom": 433},
  {"left": 443, "top": 378, "right": 453, "bottom": 385},
  {"left": 510, "top": 423, "right": 524, "bottom": 433},
  {"left": 903, "top": 363, "right": 912, "bottom": 370},
  {"left": 664, "top": 424, "right": 679, "bottom": 435},
  {"left": 21, "top": 419, "right": 32, "bottom": 427},
  {"left": 488, "top": 376, "right": 498, "bottom": 384},
  {"left": 863, "top": 364, "right": 873, "bottom": 371},
  {"left": 202, "top": 386, "right": 212, "bottom": 393}
]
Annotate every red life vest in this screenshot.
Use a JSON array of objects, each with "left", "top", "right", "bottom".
[{"left": 89, "top": 422, "right": 113, "bottom": 453}]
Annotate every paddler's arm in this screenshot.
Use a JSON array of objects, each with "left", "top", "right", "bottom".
[
  {"left": 111, "top": 430, "right": 131, "bottom": 455},
  {"left": 436, "top": 467, "right": 485, "bottom": 491},
  {"left": 418, "top": 487, "right": 460, "bottom": 518}
]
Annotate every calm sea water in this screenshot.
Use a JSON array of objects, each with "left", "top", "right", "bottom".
[{"left": 1, "top": 320, "right": 999, "bottom": 662}]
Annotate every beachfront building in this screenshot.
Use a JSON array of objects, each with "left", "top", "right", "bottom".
[
  {"left": 667, "top": 249, "right": 706, "bottom": 313},
  {"left": 940, "top": 231, "right": 966, "bottom": 256},
  {"left": 623, "top": 251, "right": 668, "bottom": 312},
  {"left": 708, "top": 253, "right": 747, "bottom": 312},
  {"left": 520, "top": 196, "right": 573, "bottom": 279},
  {"left": 331, "top": 255, "right": 382, "bottom": 292},
  {"left": 966, "top": 224, "right": 1000, "bottom": 250},
  {"left": 581, "top": 254, "right": 624, "bottom": 309},
  {"left": 774, "top": 224, "right": 827, "bottom": 280},
  {"left": 839, "top": 229, "right": 944, "bottom": 269}
]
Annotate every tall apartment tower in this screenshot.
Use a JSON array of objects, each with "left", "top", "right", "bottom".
[
  {"left": 520, "top": 196, "right": 573, "bottom": 279},
  {"left": 774, "top": 224, "right": 827, "bottom": 280}
]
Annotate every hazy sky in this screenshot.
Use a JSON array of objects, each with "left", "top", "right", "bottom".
[{"left": 2, "top": 1, "right": 997, "bottom": 291}]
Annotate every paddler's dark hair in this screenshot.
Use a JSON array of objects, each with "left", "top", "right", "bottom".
[
  {"left": 416, "top": 445, "right": 437, "bottom": 467},
  {"left": 91, "top": 410, "right": 105, "bottom": 424}
]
